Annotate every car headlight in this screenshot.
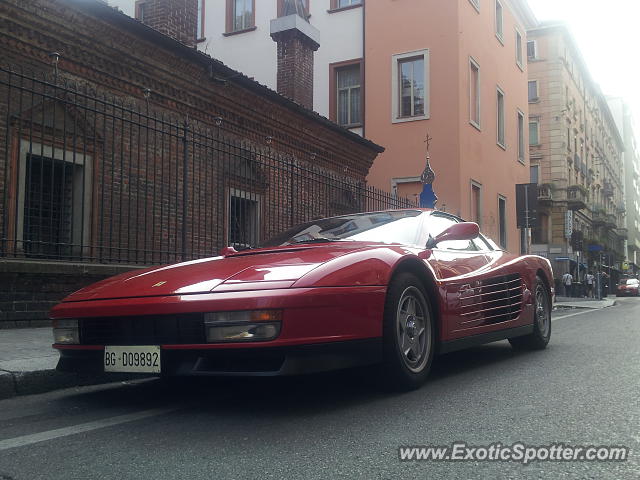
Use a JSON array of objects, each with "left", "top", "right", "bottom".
[
  {"left": 204, "top": 310, "right": 282, "bottom": 342},
  {"left": 53, "top": 319, "right": 79, "bottom": 344}
]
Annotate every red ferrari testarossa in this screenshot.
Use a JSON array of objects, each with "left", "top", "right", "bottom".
[{"left": 51, "top": 209, "right": 553, "bottom": 390}]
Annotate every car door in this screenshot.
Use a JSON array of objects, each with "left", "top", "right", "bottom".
[
  {"left": 451, "top": 231, "right": 526, "bottom": 338},
  {"left": 424, "top": 213, "right": 493, "bottom": 338}
]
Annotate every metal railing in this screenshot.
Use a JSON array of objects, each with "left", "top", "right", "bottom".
[
  {"left": 537, "top": 184, "right": 552, "bottom": 201},
  {"left": 0, "top": 65, "right": 416, "bottom": 265}
]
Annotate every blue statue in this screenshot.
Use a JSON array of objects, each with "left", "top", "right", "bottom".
[{"left": 419, "top": 134, "right": 437, "bottom": 208}]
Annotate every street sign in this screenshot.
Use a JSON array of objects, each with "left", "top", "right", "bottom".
[
  {"left": 515, "top": 183, "right": 538, "bottom": 228},
  {"left": 588, "top": 245, "right": 603, "bottom": 252},
  {"left": 564, "top": 210, "right": 573, "bottom": 239},
  {"left": 555, "top": 257, "right": 570, "bottom": 261}
]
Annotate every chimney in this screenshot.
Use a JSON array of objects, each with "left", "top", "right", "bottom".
[
  {"left": 136, "top": 0, "right": 198, "bottom": 47},
  {"left": 270, "top": 1, "right": 320, "bottom": 110}
]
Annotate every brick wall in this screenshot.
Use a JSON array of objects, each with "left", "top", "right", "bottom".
[
  {"left": 0, "top": 261, "right": 140, "bottom": 328},
  {"left": 0, "top": 0, "right": 380, "bottom": 178},
  {"left": 0, "top": 0, "right": 385, "bottom": 327},
  {"left": 137, "top": 0, "right": 198, "bottom": 48}
]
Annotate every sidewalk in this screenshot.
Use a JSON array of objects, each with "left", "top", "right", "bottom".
[
  {"left": 0, "top": 327, "right": 134, "bottom": 400},
  {"left": 554, "top": 296, "right": 617, "bottom": 309}
]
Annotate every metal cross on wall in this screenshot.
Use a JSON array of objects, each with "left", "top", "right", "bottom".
[{"left": 419, "top": 132, "right": 438, "bottom": 208}]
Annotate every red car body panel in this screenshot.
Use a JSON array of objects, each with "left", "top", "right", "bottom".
[
  {"left": 50, "top": 210, "right": 554, "bottom": 376},
  {"left": 54, "top": 286, "right": 387, "bottom": 349}
]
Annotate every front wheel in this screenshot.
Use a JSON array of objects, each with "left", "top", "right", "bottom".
[
  {"left": 379, "top": 273, "right": 435, "bottom": 391},
  {"left": 509, "top": 275, "right": 551, "bottom": 350}
]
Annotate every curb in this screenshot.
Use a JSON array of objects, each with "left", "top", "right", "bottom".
[
  {"left": 553, "top": 300, "right": 617, "bottom": 311},
  {"left": 0, "top": 368, "right": 140, "bottom": 400}
]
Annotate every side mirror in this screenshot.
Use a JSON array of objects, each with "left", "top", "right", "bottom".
[{"left": 428, "top": 222, "right": 479, "bottom": 248}]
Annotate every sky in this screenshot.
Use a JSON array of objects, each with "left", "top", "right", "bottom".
[{"left": 527, "top": 0, "right": 640, "bottom": 129}]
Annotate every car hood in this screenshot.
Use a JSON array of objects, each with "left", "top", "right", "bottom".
[{"left": 63, "top": 243, "right": 380, "bottom": 302}]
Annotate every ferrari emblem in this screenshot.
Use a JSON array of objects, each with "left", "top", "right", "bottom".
[{"left": 152, "top": 281, "right": 167, "bottom": 287}]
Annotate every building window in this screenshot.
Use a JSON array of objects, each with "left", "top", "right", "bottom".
[
  {"left": 515, "top": 29, "right": 523, "bottom": 69},
  {"left": 469, "top": 58, "right": 481, "bottom": 128},
  {"left": 528, "top": 80, "right": 538, "bottom": 102},
  {"left": 392, "top": 50, "right": 429, "bottom": 123},
  {"left": 228, "top": 189, "right": 260, "bottom": 248},
  {"left": 495, "top": 0, "right": 504, "bottom": 41},
  {"left": 330, "top": 0, "right": 361, "bottom": 9},
  {"left": 278, "top": 0, "right": 310, "bottom": 17},
  {"left": 24, "top": 156, "right": 76, "bottom": 258},
  {"left": 529, "top": 120, "right": 539, "bottom": 145},
  {"left": 471, "top": 181, "right": 482, "bottom": 226},
  {"left": 517, "top": 109, "right": 525, "bottom": 162},
  {"left": 498, "top": 195, "right": 507, "bottom": 249},
  {"left": 527, "top": 40, "right": 537, "bottom": 59},
  {"left": 530, "top": 165, "right": 539, "bottom": 184},
  {"left": 496, "top": 87, "right": 505, "bottom": 148},
  {"left": 226, "top": 0, "right": 255, "bottom": 33},
  {"left": 135, "top": 1, "right": 147, "bottom": 22},
  {"left": 196, "top": 0, "right": 205, "bottom": 39},
  {"left": 399, "top": 58, "right": 425, "bottom": 118},
  {"left": 16, "top": 141, "right": 92, "bottom": 260},
  {"left": 332, "top": 62, "right": 362, "bottom": 127}
]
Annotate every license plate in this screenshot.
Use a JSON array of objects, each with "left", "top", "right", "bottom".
[{"left": 104, "top": 346, "right": 161, "bottom": 373}]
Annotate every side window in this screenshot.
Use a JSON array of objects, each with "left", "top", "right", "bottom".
[
  {"left": 473, "top": 234, "right": 494, "bottom": 251},
  {"left": 427, "top": 214, "right": 478, "bottom": 251}
]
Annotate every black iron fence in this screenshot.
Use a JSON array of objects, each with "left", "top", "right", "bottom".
[{"left": 0, "top": 65, "right": 416, "bottom": 265}]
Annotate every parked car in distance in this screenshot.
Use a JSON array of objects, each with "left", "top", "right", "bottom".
[
  {"left": 616, "top": 278, "right": 640, "bottom": 297},
  {"left": 50, "top": 209, "right": 554, "bottom": 391}
]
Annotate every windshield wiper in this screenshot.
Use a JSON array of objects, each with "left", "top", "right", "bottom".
[{"left": 289, "top": 237, "right": 340, "bottom": 245}]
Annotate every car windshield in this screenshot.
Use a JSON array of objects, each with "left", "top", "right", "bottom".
[
  {"left": 623, "top": 279, "right": 639, "bottom": 285},
  {"left": 260, "top": 210, "right": 424, "bottom": 247}
]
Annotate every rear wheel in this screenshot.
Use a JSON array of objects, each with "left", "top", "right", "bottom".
[
  {"left": 509, "top": 276, "right": 551, "bottom": 351},
  {"left": 379, "top": 272, "right": 435, "bottom": 391}
]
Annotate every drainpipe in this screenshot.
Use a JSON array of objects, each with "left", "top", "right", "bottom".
[{"left": 361, "top": 0, "right": 366, "bottom": 138}]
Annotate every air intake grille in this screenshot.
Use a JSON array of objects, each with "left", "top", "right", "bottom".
[
  {"left": 80, "top": 314, "right": 205, "bottom": 345},
  {"left": 460, "top": 273, "right": 523, "bottom": 324}
]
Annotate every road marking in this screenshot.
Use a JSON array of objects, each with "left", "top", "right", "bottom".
[
  {"left": 0, "top": 407, "right": 176, "bottom": 452},
  {"left": 552, "top": 308, "right": 600, "bottom": 321}
]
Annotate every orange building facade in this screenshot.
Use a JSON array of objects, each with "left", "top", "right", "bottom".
[{"left": 365, "top": 0, "right": 536, "bottom": 253}]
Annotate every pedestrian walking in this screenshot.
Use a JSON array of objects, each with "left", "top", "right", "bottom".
[
  {"left": 562, "top": 271, "right": 573, "bottom": 297},
  {"left": 586, "top": 271, "right": 595, "bottom": 298}
]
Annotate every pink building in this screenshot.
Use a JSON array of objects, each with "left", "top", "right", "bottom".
[{"left": 365, "top": 0, "right": 537, "bottom": 253}]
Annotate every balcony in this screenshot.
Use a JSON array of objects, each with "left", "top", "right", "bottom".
[
  {"left": 606, "top": 214, "right": 617, "bottom": 229},
  {"left": 566, "top": 185, "right": 587, "bottom": 210},
  {"left": 602, "top": 181, "right": 614, "bottom": 198},
  {"left": 537, "top": 184, "right": 553, "bottom": 203},
  {"left": 592, "top": 209, "right": 607, "bottom": 226},
  {"left": 616, "top": 227, "right": 628, "bottom": 239}
]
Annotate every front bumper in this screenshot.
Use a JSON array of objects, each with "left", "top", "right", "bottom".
[{"left": 56, "top": 339, "right": 382, "bottom": 376}]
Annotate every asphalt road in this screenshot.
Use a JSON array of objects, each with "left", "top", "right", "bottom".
[{"left": 0, "top": 298, "right": 638, "bottom": 480}]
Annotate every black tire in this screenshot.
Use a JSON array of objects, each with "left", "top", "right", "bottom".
[
  {"left": 379, "top": 272, "right": 435, "bottom": 391},
  {"left": 509, "top": 275, "right": 551, "bottom": 351}
]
